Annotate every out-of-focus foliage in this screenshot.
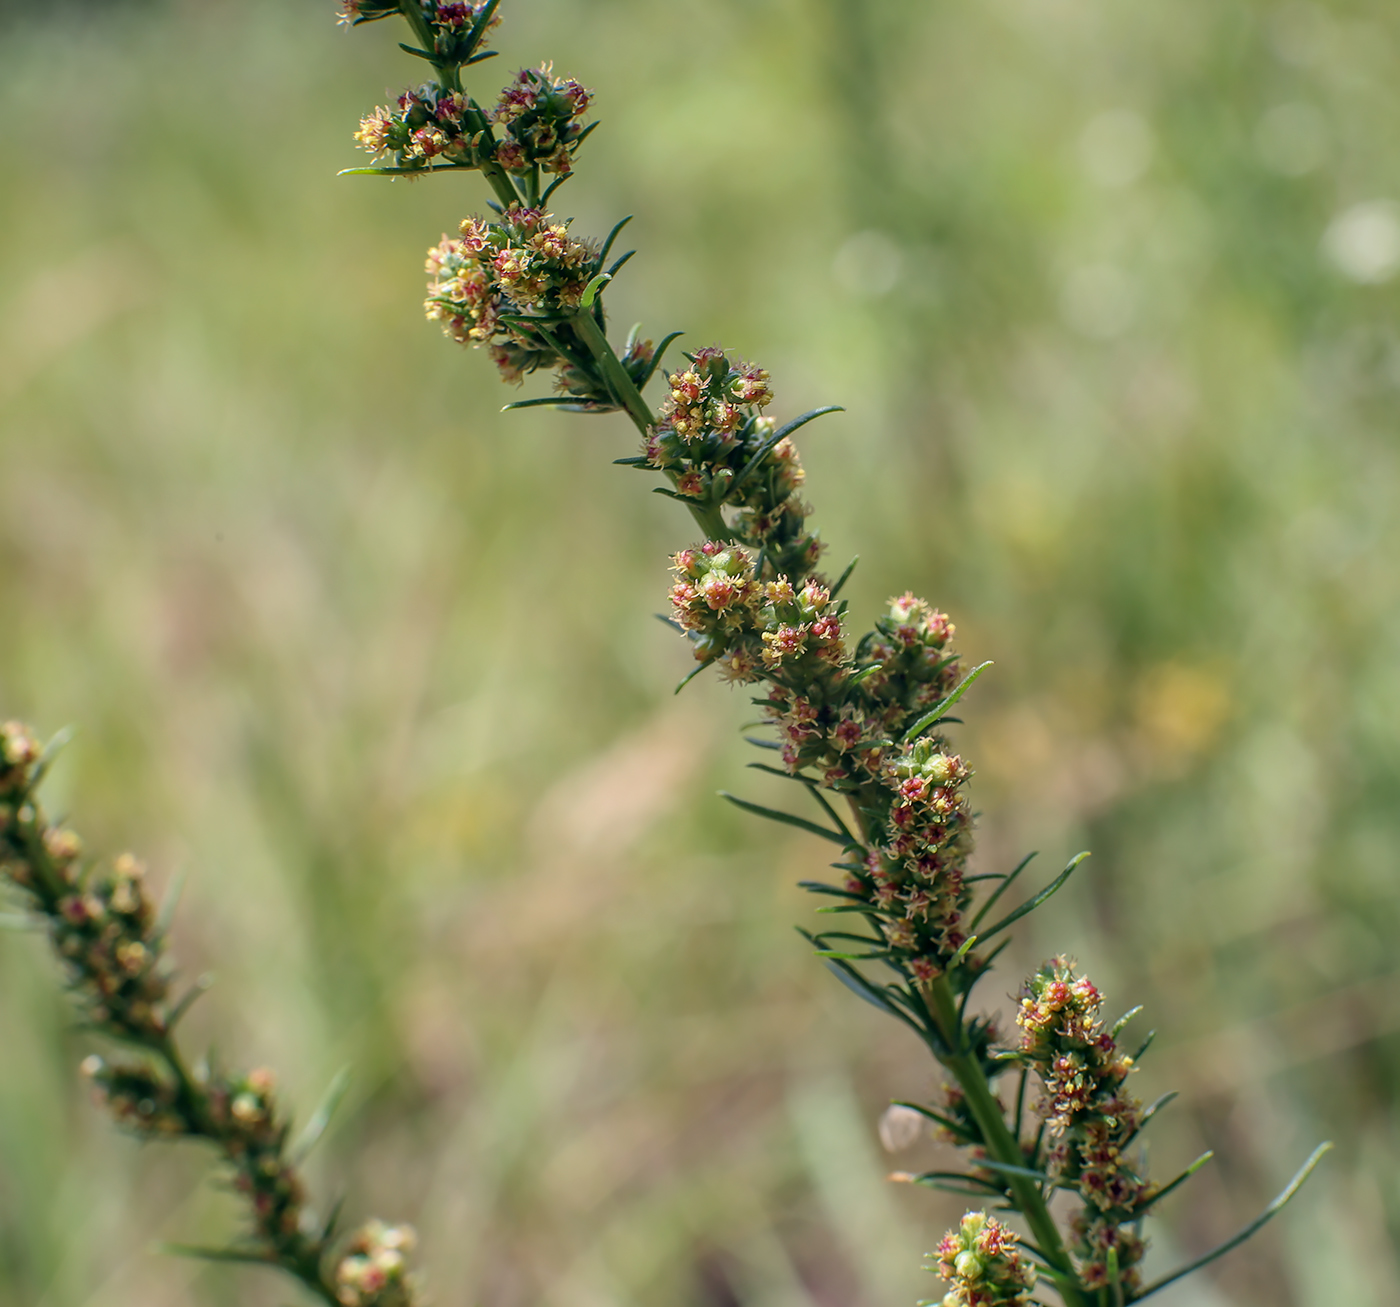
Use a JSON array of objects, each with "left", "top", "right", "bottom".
[{"left": 0, "top": 1, "right": 1396, "bottom": 1305}]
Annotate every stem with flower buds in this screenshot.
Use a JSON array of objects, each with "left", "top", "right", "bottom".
[{"left": 337, "top": 5, "right": 1331, "bottom": 1304}]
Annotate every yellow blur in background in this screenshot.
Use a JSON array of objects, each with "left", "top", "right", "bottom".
[{"left": 1, "top": 1, "right": 1398, "bottom": 1305}]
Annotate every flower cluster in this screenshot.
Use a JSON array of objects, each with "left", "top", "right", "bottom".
[
  {"left": 335, "top": 1221, "right": 420, "bottom": 1307},
  {"left": 340, "top": 0, "right": 500, "bottom": 67},
  {"left": 425, "top": 206, "right": 600, "bottom": 382},
  {"left": 82, "top": 1052, "right": 184, "bottom": 1137},
  {"left": 644, "top": 348, "right": 820, "bottom": 578},
  {"left": 355, "top": 84, "right": 483, "bottom": 170},
  {"left": 491, "top": 64, "right": 593, "bottom": 175},
  {"left": 932, "top": 1212, "right": 1036, "bottom": 1307},
  {"left": 1017, "top": 959, "right": 1153, "bottom": 1292},
  {"left": 1, "top": 724, "right": 173, "bottom": 1041}
]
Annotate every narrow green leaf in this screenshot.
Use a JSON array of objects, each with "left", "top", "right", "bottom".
[
  {"left": 30, "top": 724, "right": 76, "bottom": 790},
  {"left": 746, "top": 761, "right": 816, "bottom": 783},
  {"left": 397, "top": 42, "right": 434, "bottom": 58},
  {"left": 905, "top": 1169, "right": 1002, "bottom": 1192},
  {"left": 1132, "top": 1029, "right": 1157, "bottom": 1063},
  {"left": 974, "top": 1158, "right": 1053, "bottom": 1185},
  {"left": 598, "top": 214, "right": 634, "bottom": 265},
  {"left": 322, "top": 1193, "right": 347, "bottom": 1242},
  {"left": 639, "top": 331, "right": 685, "bottom": 387},
  {"left": 1127, "top": 1090, "right": 1179, "bottom": 1144},
  {"left": 158, "top": 1243, "right": 273, "bottom": 1266},
  {"left": 902, "top": 661, "right": 993, "bottom": 743},
  {"left": 653, "top": 613, "right": 685, "bottom": 634},
  {"left": 1111, "top": 1005, "right": 1144, "bottom": 1038},
  {"left": 819, "top": 959, "right": 921, "bottom": 1036},
  {"left": 166, "top": 974, "right": 213, "bottom": 1030},
  {"left": 830, "top": 554, "right": 859, "bottom": 599},
  {"left": 1134, "top": 1143, "right": 1332, "bottom": 1301},
  {"left": 337, "top": 165, "right": 470, "bottom": 177},
  {"left": 969, "top": 852, "right": 1038, "bottom": 929},
  {"left": 889, "top": 1100, "right": 973, "bottom": 1140},
  {"left": 503, "top": 396, "right": 580, "bottom": 411},
  {"left": 154, "top": 867, "right": 187, "bottom": 941},
  {"left": 1136, "top": 1150, "right": 1214, "bottom": 1213},
  {"left": 675, "top": 659, "right": 716, "bottom": 694},
  {"left": 741, "top": 736, "right": 783, "bottom": 752},
  {"left": 613, "top": 455, "right": 649, "bottom": 465},
  {"left": 719, "top": 792, "right": 849, "bottom": 845},
  {"left": 291, "top": 1066, "right": 353, "bottom": 1164},
  {"left": 798, "top": 881, "right": 862, "bottom": 901},
  {"left": 724, "top": 406, "right": 844, "bottom": 501},
  {"left": 606, "top": 250, "right": 636, "bottom": 279},
  {"left": 978, "top": 852, "right": 1089, "bottom": 943},
  {"left": 806, "top": 785, "right": 855, "bottom": 844}
]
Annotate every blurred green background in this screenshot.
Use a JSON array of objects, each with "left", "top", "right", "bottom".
[{"left": 1, "top": 1, "right": 1398, "bottom": 1304}]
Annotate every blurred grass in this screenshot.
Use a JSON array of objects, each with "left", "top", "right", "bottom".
[{"left": 0, "top": 1, "right": 1397, "bottom": 1304}]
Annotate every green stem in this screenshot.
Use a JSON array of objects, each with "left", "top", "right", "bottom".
[
  {"left": 926, "top": 976, "right": 1089, "bottom": 1307},
  {"left": 571, "top": 305, "right": 735, "bottom": 541}
]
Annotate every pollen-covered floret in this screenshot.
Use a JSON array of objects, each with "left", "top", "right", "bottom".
[
  {"left": 354, "top": 84, "right": 478, "bottom": 170},
  {"left": 425, "top": 207, "right": 599, "bottom": 382},
  {"left": 658, "top": 347, "right": 771, "bottom": 444},
  {"left": 670, "top": 542, "right": 763, "bottom": 665},
  {"left": 491, "top": 63, "right": 594, "bottom": 175},
  {"left": 931, "top": 1211, "right": 1036, "bottom": 1307}
]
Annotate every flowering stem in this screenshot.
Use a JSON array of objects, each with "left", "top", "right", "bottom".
[
  {"left": 926, "top": 976, "right": 1090, "bottom": 1307},
  {"left": 0, "top": 724, "right": 409, "bottom": 1307}
]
